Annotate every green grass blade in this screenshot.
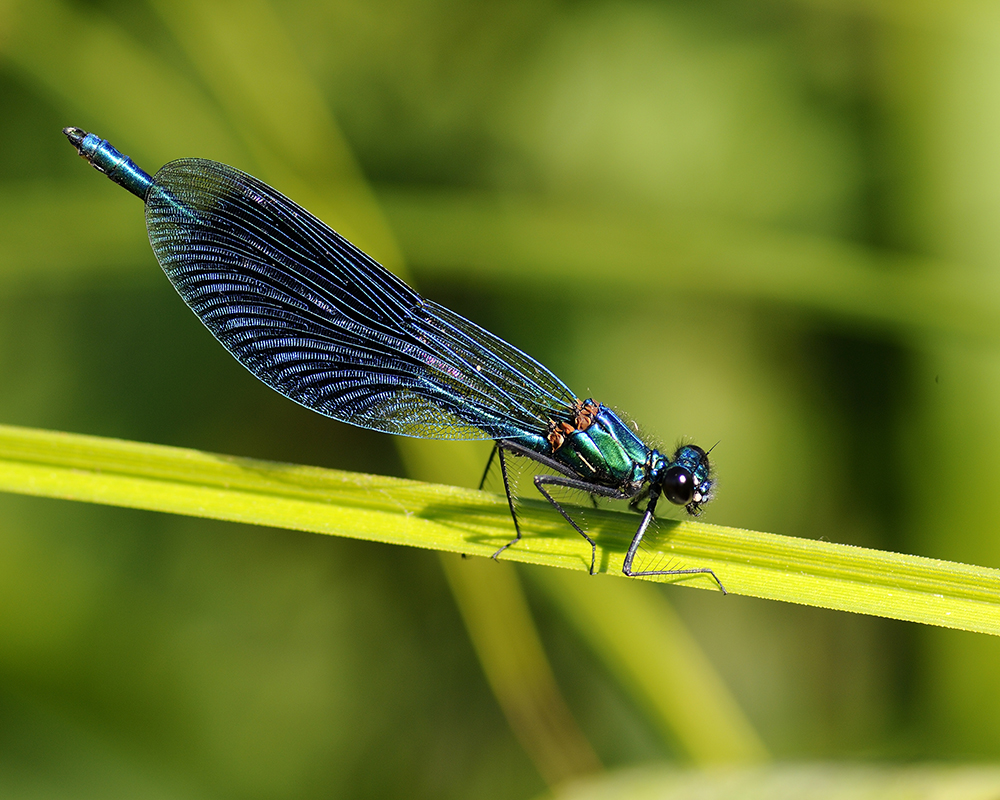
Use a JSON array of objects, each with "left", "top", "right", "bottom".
[{"left": 1, "top": 423, "right": 998, "bottom": 635}]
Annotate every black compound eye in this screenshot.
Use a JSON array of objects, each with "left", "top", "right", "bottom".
[{"left": 661, "top": 466, "right": 695, "bottom": 506}]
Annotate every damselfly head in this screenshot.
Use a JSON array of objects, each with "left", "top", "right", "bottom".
[{"left": 660, "top": 444, "right": 713, "bottom": 515}]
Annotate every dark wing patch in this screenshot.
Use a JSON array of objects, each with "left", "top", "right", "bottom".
[{"left": 145, "top": 159, "right": 577, "bottom": 440}]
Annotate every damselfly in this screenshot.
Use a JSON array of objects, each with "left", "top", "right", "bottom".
[{"left": 64, "top": 127, "right": 724, "bottom": 592}]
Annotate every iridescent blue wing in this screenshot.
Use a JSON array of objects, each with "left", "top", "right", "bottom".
[{"left": 144, "top": 158, "right": 577, "bottom": 440}]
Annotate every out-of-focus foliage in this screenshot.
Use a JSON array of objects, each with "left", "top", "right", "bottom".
[
  {"left": 553, "top": 763, "right": 1000, "bottom": 799},
  {"left": 1, "top": 0, "right": 1000, "bottom": 797}
]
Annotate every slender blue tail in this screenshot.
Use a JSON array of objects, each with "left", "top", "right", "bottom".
[{"left": 63, "top": 127, "right": 153, "bottom": 200}]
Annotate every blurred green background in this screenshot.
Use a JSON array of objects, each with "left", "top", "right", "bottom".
[{"left": 3, "top": 0, "right": 1000, "bottom": 797}]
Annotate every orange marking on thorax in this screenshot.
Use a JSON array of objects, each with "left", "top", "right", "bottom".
[{"left": 547, "top": 399, "right": 601, "bottom": 452}]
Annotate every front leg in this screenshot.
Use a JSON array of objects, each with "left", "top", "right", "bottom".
[
  {"left": 628, "top": 483, "right": 651, "bottom": 512},
  {"left": 622, "top": 492, "right": 727, "bottom": 593}
]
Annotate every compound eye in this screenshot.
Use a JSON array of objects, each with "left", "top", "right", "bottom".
[{"left": 662, "top": 465, "right": 695, "bottom": 506}]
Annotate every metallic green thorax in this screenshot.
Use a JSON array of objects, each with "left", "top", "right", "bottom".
[{"left": 549, "top": 402, "right": 651, "bottom": 490}]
